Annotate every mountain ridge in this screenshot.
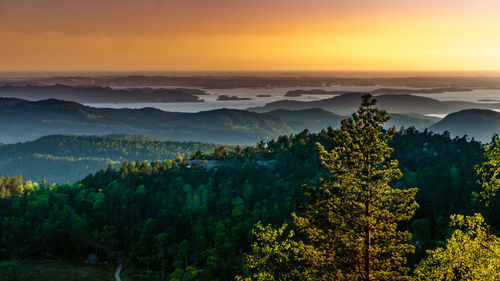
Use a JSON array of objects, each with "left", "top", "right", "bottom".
[
  {"left": 248, "top": 92, "right": 500, "bottom": 115},
  {"left": 0, "top": 98, "right": 292, "bottom": 144},
  {"left": 0, "top": 97, "right": 497, "bottom": 145},
  {"left": 0, "top": 84, "right": 208, "bottom": 103},
  {"left": 430, "top": 109, "right": 500, "bottom": 142}
]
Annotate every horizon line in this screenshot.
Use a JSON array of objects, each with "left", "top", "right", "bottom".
[{"left": 2, "top": 69, "right": 500, "bottom": 78}]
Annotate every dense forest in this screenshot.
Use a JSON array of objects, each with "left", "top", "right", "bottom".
[
  {"left": 0, "top": 135, "right": 219, "bottom": 183},
  {"left": 0, "top": 97, "right": 499, "bottom": 280}
]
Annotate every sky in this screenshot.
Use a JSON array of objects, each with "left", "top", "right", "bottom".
[{"left": 1, "top": 0, "right": 500, "bottom": 72}]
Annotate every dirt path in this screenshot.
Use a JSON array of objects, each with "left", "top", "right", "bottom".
[{"left": 114, "top": 263, "right": 122, "bottom": 281}]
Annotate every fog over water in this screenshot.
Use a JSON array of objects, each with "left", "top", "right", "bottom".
[{"left": 85, "top": 86, "right": 500, "bottom": 113}]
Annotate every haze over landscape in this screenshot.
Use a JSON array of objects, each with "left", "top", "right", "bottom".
[{"left": 0, "top": 1, "right": 499, "bottom": 281}]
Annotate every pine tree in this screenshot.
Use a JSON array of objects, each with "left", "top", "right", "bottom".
[{"left": 292, "top": 94, "right": 418, "bottom": 280}]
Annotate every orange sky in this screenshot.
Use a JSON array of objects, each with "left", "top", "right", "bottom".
[{"left": 1, "top": 0, "right": 499, "bottom": 71}]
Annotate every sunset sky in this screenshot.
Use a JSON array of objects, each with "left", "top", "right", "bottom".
[{"left": 1, "top": 0, "right": 500, "bottom": 71}]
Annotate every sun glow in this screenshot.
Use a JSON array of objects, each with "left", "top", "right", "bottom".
[{"left": 1, "top": 0, "right": 499, "bottom": 71}]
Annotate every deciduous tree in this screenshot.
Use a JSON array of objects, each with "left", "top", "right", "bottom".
[{"left": 414, "top": 213, "right": 500, "bottom": 280}]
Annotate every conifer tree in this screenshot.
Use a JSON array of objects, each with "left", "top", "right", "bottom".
[{"left": 292, "top": 94, "right": 418, "bottom": 280}]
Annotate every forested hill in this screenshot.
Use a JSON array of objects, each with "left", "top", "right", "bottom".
[
  {"left": 0, "top": 135, "right": 219, "bottom": 183},
  {"left": 249, "top": 92, "right": 500, "bottom": 115},
  {"left": 1, "top": 128, "right": 496, "bottom": 280},
  {"left": 0, "top": 97, "right": 435, "bottom": 145},
  {"left": 430, "top": 109, "right": 500, "bottom": 142},
  {"left": 0, "top": 95, "right": 497, "bottom": 146},
  {"left": 0, "top": 98, "right": 292, "bottom": 144},
  {"left": 264, "top": 108, "right": 438, "bottom": 132},
  {"left": 0, "top": 84, "right": 208, "bottom": 103}
]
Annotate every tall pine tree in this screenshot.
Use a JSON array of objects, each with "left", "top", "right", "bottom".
[{"left": 292, "top": 94, "right": 418, "bottom": 280}]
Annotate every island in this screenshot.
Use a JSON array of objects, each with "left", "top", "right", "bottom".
[
  {"left": 0, "top": 84, "right": 207, "bottom": 103},
  {"left": 217, "top": 95, "right": 253, "bottom": 101}
]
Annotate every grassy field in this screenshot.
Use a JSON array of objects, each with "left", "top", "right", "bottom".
[{"left": 0, "top": 260, "right": 164, "bottom": 281}]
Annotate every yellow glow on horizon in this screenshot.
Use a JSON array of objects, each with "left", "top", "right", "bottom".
[{"left": 1, "top": 1, "right": 499, "bottom": 71}]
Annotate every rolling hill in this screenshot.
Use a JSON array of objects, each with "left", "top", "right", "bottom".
[
  {"left": 0, "top": 134, "right": 219, "bottom": 183},
  {"left": 265, "top": 108, "right": 345, "bottom": 131},
  {"left": 0, "top": 84, "right": 208, "bottom": 103},
  {"left": 0, "top": 98, "right": 292, "bottom": 144},
  {"left": 430, "top": 109, "right": 500, "bottom": 142},
  {"left": 249, "top": 92, "right": 500, "bottom": 115},
  {"left": 0, "top": 97, "right": 495, "bottom": 146},
  {"left": 265, "top": 108, "right": 438, "bottom": 132}
]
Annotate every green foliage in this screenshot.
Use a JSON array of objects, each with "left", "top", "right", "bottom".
[
  {"left": 291, "top": 94, "right": 418, "bottom": 280},
  {"left": 213, "top": 146, "right": 230, "bottom": 160},
  {"left": 169, "top": 266, "right": 199, "bottom": 281},
  {"left": 389, "top": 129, "right": 484, "bottom": 259},
  {"left": 0, "top": 115, "right": 494, "bottom": 279},
  {"left": 414, "top": 213, "right": 500, "bottom": 280},
  {"left": 0, "top": 135, "right": 218, "bottom": 183},
  {"left": 0, "top": 158, "right": 303, "bottom": 280},
  {"left": 0, "top": 175, "right": 37, "bottom": 199},
  {"left": 475, "top": 135, "right": 500, "bottom": 206},
  {"left": 236, "top": 223, "right": 316, "bottom": 281}
]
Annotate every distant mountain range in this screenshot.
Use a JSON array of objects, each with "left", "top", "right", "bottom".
[
  {"left": 265, "top": 108, "right": 344, "bottom": 131},
  {"left": 0, "top": 98, "right": 291, "bottom": 144},
  {"left": 0, "top": 84, "right": 208, "bottom": 103},
  {"left": 264, "top": 108, "right": 436, "bottom": 132},
  {"left": 217, "top": 95, "right": 252, "bottom": 101},
  {"left": 430, "top": 109, "right": 500, "bottom": 142},
  {"left": 284, "top": 87, "right": 471, "bottom": 97},
  {"left": 0, "top": 97, "right": 497, "bottom": 144},
  {"left": 249, "top": 92, "right": 500, "bottom": 115},
  {"left": 1, "top": 108, "right": 496, "bottom": 183}
]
